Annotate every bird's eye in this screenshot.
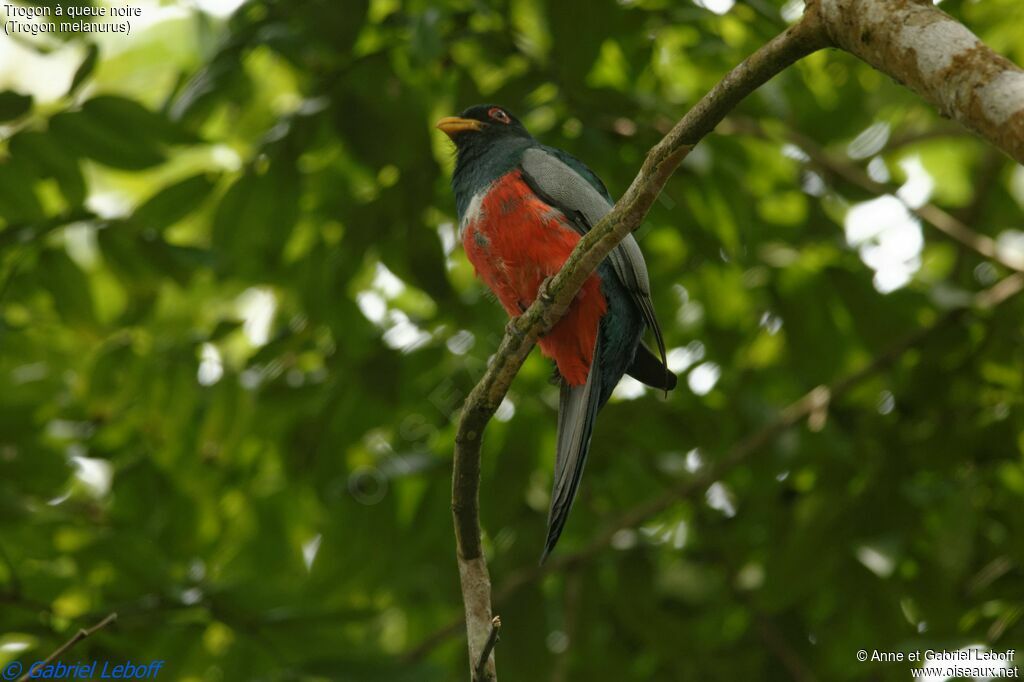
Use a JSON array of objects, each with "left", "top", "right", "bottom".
[{"left": 488, "top": 108, "right": 511, "bottom": 125}]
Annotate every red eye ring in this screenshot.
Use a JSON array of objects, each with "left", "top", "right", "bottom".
[{"left": 488, "top": 107, "right": 511, "bottom": 124}]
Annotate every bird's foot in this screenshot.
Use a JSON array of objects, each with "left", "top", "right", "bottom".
[
  {"left": 537, "top": 276, "right": 557, "bottom": 305},
  {"left": 505, "top": 316, "right": 525, "bottom": 339}
]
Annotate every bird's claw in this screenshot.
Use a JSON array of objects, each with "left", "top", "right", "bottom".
[
  {"left": 505, "top": 316, "right": 525, "bottom": 339},
  {"left": 538, "top": 276, "right": 556, "bottom": 305}
]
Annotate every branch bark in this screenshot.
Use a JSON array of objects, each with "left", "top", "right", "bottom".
[
  {"left": 818, "top": 0, "right": 1024, "bottom": 163},
  {"left": 450, "top": 15, "right": 829, "bottom": 681}
]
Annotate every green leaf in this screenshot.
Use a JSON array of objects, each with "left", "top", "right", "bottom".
[
  {"left": 8, "top": 130, "right": 87, "bottom": 206},
  {"left": 131, "top": 174, "right": 218, "bottom": 233},
  {"left": 47, "top": 96, "right": 194, "bottom": 172},
  {"left": 0, "top": 159, "right": 44, "bottom": 221},
  {"left": 0, "top": 91, "right": 32, "bottom": 121},
  {"left": 81, "top": 95, "right": 197, "bottom": 145},
  {"left": 49, "top": 109, "right": 165, "bottom": 170},
  {"left": 212, "top": 169, "right": 298, "bottom": 275},
  {"left": 169, "top": 46, "right": 250, "bottom": 126},
  {"left": 68, "top": 43, "right": 100, "bottom": 97},
  {"left": 37, "top": 249, "right": 97, "bottom": 328}
]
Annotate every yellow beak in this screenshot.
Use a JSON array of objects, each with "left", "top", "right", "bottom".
[{"left": 436, "top": 116, "right": 484, "bottom": 138}]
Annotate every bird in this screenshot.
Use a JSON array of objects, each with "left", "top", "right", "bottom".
[{"left": 437, "top": 104, "right": 676, "bottom": 561}]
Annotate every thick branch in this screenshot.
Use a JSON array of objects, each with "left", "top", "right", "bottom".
[
  {"left": 818, "top": 0, "right": 1024, "bottom": 163},
  {"left": 449, "top": 15, "right": 829, "bottom": 681}
]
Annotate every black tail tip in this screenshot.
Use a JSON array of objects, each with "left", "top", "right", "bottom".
[{"left": 540, "top": 524, "right": 565, "bottom": 565}]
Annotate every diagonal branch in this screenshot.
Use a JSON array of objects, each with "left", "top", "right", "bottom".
[
  {"left": 883, "top": 126, "right": 974, "bottom": 153},
  {"left": 474, "top": 617, "right": 501, "bottom": 681},
  {"left": 17, "top": 613, "right": 118, "bottom": 682},
  {"left": 449, "top": 13, "right": 831, "bottom": 681}
]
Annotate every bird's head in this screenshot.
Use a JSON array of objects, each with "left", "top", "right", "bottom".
[
  {"left": 438, "top": 105, "right": 534, "bottom": 212},
  {"left": 436, "top": 104, "right": 532, "bottom": 154}
]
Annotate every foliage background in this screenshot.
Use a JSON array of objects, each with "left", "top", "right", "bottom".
[{"left": 2, "top": 0, "right": 1023, "bottom": 679}]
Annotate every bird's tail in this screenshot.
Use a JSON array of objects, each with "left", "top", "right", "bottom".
[{"left": 541, "top": 338, "right": 603, "bottom": 564}]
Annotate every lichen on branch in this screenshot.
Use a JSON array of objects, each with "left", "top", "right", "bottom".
[{"left": 818, "top": 0, "right": 1024, "bottom": 162}]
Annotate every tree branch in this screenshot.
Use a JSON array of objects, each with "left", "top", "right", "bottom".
[
  {"left": 474, "top": 617, "right": 501, "bottom": 681},
  {"left": 449, "top": 16, "right": 830, "bottom": 681},
  {"left": 817, "top": 0, "right": 1024, "bottom": 163},
  {"left": 883, "top": 125, "right": 974, "bottom": 153},
  {"left": 17, "top": 613, "right": 118, "bottom": 682}
]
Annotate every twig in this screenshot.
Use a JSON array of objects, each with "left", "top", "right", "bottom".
[
  {"left": 474, "top": 616, "right": 502, "bottom": 681},
  {"left": 17, "top": 612, "right": 118, "bottom": 682},
  {"left": 448, "top": 14, "right": 830, "bottom": 680},
  {"left": 967, "top": 556, "right": 1014, "bottom": 595},
  {"left": 883, "top": 126, "right": 973, "bottom": 153}
]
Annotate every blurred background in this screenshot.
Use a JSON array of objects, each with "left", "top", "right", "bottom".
[{"left": 1, "top": 0, "right": 1023, "bottom": 679}]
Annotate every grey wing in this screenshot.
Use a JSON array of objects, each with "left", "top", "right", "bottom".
[{"left": 520, "top": 146, "right": 668, "bottom": 375}]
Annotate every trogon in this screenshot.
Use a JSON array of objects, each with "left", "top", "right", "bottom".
[{"left": 438, "top": 104, "right": 676, "bottom": 561}]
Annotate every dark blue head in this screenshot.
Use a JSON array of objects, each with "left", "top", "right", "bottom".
[
  {"left": 437, "top": 105, "right": 535, "bottom": 218},
  {"left": 436, "top": 104, "right": 532, "bottom": 152}
]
